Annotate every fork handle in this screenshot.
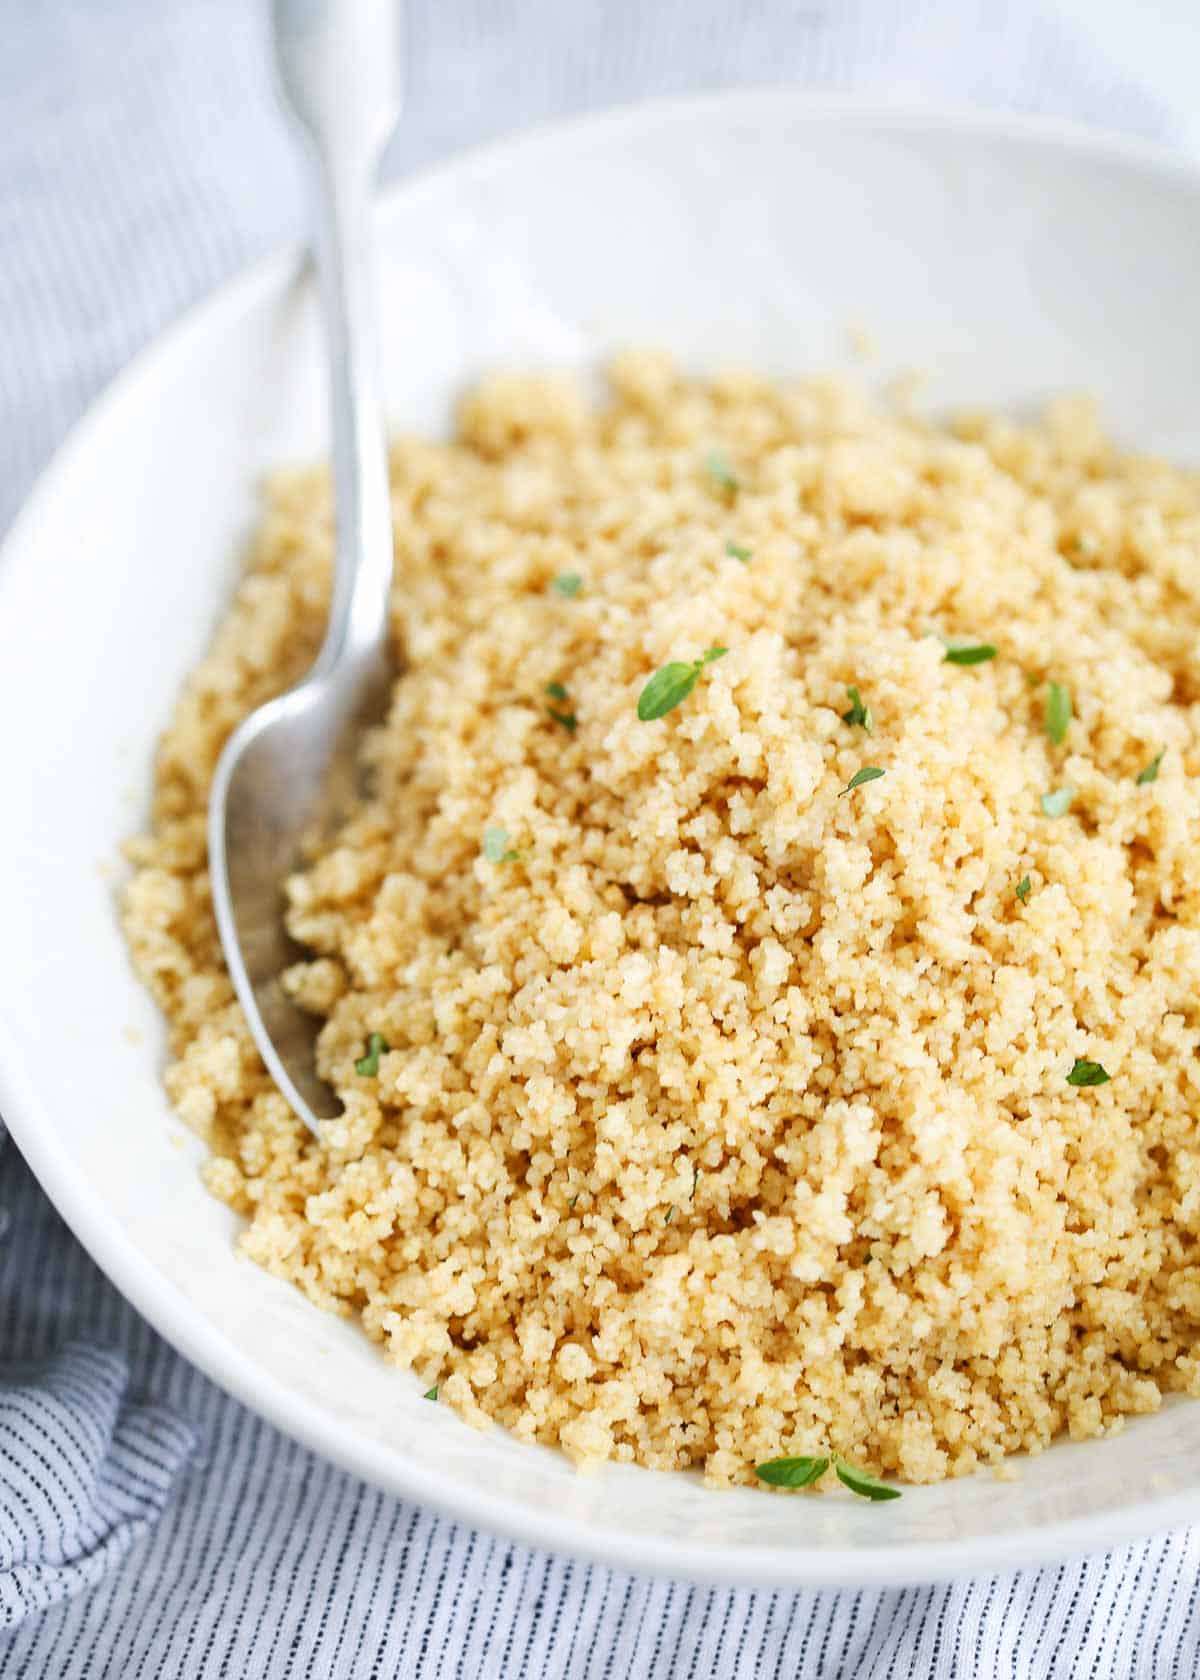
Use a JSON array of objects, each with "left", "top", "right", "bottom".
[{"left": 271, "top": 0, "right": 404, "bottom": 675}]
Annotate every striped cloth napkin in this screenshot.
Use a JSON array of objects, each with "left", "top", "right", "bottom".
[
  {"left": 4, "top": 1, "right": 1200, "bottom": 1673},
  {"left": 0, "top": 1342, "right": 194, "bottom": 1625}
]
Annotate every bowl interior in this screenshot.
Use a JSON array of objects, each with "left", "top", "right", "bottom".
[{"left": 3, "top": 97, "right": 1200, "bottom": 1586}]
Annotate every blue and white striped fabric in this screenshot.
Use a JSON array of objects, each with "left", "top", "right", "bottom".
[
  {"left": 0, "top": 1342, "right": 193, "bottom": 1628},
  {"left": 4, "top": 2, "right": 1200, "bottom": 1674}
]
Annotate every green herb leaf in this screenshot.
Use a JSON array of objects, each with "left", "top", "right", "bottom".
[
  {"left": 552, "top": 573, "right": 583, "bottom": 598},
  {"left": 637, "top": 661, "right": 699, "bottom": 721},
  {"left": 483, "top": 826, "right": 519, "bottom": 863},
  {"left": 543, "top": 682, "right": 578, "bottom": 732},
  {"left": 637, "top": 647, "right": 728, "bottom": 722},
  {"left": 423, "top": 1386, "right": 438, "bottom": 1402},
  {"left": 755, "top": 1456, "right": 830, "bottom": 1490},
  {"left": 1045, "top": 680, "right": 1072, "bottom": 745},
  {"left": 354, "top": 1032, "right": 389, "bottom": 1078},
  {"left": 944, "top": 642, "right": 997, "bottom": 666},
  {"left": 1067, "top": 1058, "right": 1111, "bottom": 1088},
  {"left": 832, "top": 1455, "right": 902, "bottom": 1501},
  {"left": 567, "top": 1194, "right": 579, "bottom": 1211},
  {"left": 725, "top": 541, "right": 752, "bottom": 563},
  {"left": 1137, "top": 750, "right": 1165, "bottom": 785},
  {"left": 1040, "top": 787, "right": 1073, "bottom": 819},
  {"left": 691, "top": 1162, "right": 700, "bottom": 1200},
  {"left": 841, "top": 686, "right": 875, "bottom": 734},
  {"left": 841, "top": 766, "right": 886, "bottom": 796},
  {"left": 664, "top": 1205, "right": 677, "bottom": 1225},
  {"left": 1015, "top": 875, "right": 1032, "bottom": 904},
  {"left": 704, "top": 450, "right": 739, "bottom": 496}
]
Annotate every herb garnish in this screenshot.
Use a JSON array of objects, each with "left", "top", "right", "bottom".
[
  {"left": 424, "top": 1386, "right": 438, "bottom": 1402},
  {"left": 704, "top": 450, "right": 739, "bottom": 496},
  {"left": 355, "top": 1032, "right": 389, "bottom": 1078},
  {"left": 1137, "top": 750, "right": 1165, "bottom": 785},
  {"left": 841, "top": 686, "right": 874, "bottom": 734},
  {"left": 1040, "top": 788, "right": 1073, "bottom": 819},
  {"left": 1045, "top": 680, "right": 1072, "bottom": 745},
  {"left": 755, "top": 1453, "right": 900, "bottom": 1501},
  {"left": 664, "top": 1205, "right": 677, "bottom": 1226},
  {"left": 483, "top": 826, "right": 520, "bottom": 863},
  {"left": 544, "top": 682, "right": 577, "bottom": 732},
  {"left": 725, "top": 541, "right": 752, "bottom": 563},
  {"left": 1067, "top": 1058, "right": 1111, "bottom": 1087},
  {"left": 756, "top": 1456, "right": 828, "bottom": 1490},
  {"left": 637, "top": 647, "right": 728, "bottom": 721},
  {"left": 552, "top": 573, "right": 583, "bottom": 598},
  {"left": 944, "top": 642, "right": 997, "bottom": 666},
  {"left": 832, "top": 1458, "right": 902, "bottom": 1501},
  {"left": 1016, "top": 875, "right": 1032, "bottom": 904},
  {"left": 841, "top": 766, "right": 885, "bottom": 796}
]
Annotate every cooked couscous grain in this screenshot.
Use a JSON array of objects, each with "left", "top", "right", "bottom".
[{"left": 124, "top": 353, "right": 1200, "bottom": 1486}]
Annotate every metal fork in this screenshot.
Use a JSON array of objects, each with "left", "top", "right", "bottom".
[{"left": 207, "top": 0, "right": 403, "bottom": 1135}]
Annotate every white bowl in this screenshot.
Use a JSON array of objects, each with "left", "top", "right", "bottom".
[{"left": 4, "top": 94, "right": 1200, "bottom": 1589}]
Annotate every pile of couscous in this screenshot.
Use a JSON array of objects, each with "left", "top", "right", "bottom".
[{"left": 124, "top": 353, "right": 1200, "bottom": 1488}]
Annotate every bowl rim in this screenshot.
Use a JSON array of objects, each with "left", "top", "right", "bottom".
[{"left": 2, "top": 88, "right": 1198, "bottom": 1588}]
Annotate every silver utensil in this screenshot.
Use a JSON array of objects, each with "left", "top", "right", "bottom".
[{"left": 208, "top": 0, "right": 402, "bottom": 1135}]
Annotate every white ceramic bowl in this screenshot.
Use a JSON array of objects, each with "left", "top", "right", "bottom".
[{"left": 4, "top": 94, "right": 1200, "bottom": 1589}]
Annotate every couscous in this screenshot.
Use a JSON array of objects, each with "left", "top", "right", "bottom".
[{"left": 124, "top": 354, "right": 1200, "bottom": 1487}]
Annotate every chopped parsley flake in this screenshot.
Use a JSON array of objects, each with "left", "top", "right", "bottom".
[
  {"left": 1040, "top": 787, "right": 1073, "bottom": 819},
  {"left": 483, "top": 826, "right": 519, "bottom": 863},
  {"left": 637, "top": 647, "right": 728, "bottom": 721},
  {"left": 664, "top": 1205, "right": 677, "bottom": 1225},
  {"left": 704, "top": 450, "right": 739, "bottom": 496},
  {"left": 1137, "top": 750, "right": 1165, "bottom": 785},
  {"left": 354, "top": 1032, "right": 389, "bottom": 1078},
  {"left": 841, "top": 765, "right": 886, "bottom": 796},
  {"left": 423, "top": 1386, "right": 438, "bottom": 1402},
  {"left": 1067, "top": 1058, "right": 1111, "bottom": 1088},
  {"left": 841, "top": 686, "right": 874, "bottom": 734},
  {"left": 552, "top": 573, "right": 583, "bottom": 598},
  {"left": 544, "top": 682, "right": 578, "bottom": 732},
  {"left": 1015, "top": 875, "right": 1032, "bottom": 904},
  {"left": 944, "top": 642, "right": 997, "bottom": 666},
  {"left": 725, "top": 541, "right": 752, "bottom": 562},
  {"left": 1045, "top": 680, "right": 1072, "bottom": 745}
]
